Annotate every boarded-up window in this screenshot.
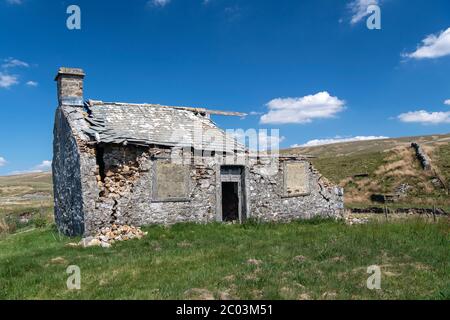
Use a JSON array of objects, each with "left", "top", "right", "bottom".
[
  {"left": 283, "top": 162, "right": 310, "bottom": 196},
  {"left": 153, "top": 162, "right": 190, "bottom": 201}
]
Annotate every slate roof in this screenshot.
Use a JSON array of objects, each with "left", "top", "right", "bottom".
[{"left": 63, "top": 101, "right": 245, "bottom": 153}]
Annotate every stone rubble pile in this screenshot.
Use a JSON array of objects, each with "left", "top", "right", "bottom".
[
  {"left": 344, "top": 215, "right": 369, "bottom": 225},
  {"left": 79, "top": 224, "right": 148, "bottom": 248}
]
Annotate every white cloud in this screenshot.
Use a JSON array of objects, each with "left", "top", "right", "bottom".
[
  {"left": 348, "top": 0, "right": 379, "bottom": 25},
  {"left": 26, "top": 80, "right": 38, "bottom": 87},
  {"left": 0, "top": 58, "right": 31, "bottom": 88},
  {"left": 260, "top": 91, "right": 346, "bottom": 125},
  {"left": 229, "top": 130, "right": 285, "bottom": 151},
  {"left": 444, "top": 99, "right": 450, "bottom": 106},
  {"left": 404, "top": 27, "right": 450, "bottom": 60},
  {"left": 398, "top": 110, "right": 450, "bottom": 125},
  {"left": 148, "top": 0, "right": 171, "bottom": 7},
  {"left": 34, "top": 160, "right": 52, "bottom": 171},
  {"left": 0, "top": 157, "right": 6, "bottom": 167},
  {"left": 291, "top": 135, "right": 389, "bottom": 148},
  {"left": 8, "top": 160, "right": 52, "bottom": 175},
  {"left": 2, "top": 58, "right": 29, "bottom": 69},
  {"left": 0, "top": 72, "right": 18, "bottom": 88}
]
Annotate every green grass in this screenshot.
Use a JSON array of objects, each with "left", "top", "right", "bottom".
[
  {"left": 311, "top": 152, "right": 387, "bottom": 184},
  {"left": 0, "top": 219, "right": 448, "bottom": 300},
  {"left": 435, "top": 143, "right": 450, "bottom": 186}
]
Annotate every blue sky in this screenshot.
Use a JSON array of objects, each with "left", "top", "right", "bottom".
[{"left": 0, "top": 0, "right": 449, "bottom": 175}]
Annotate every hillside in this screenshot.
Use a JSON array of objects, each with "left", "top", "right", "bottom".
[
  {"left": 0, "top": 172, "right": 53, "bottom": 213},
  {"left": 0, "top": 172, "right": 53, "bottom": 233},
  {"left": 284, "top": 133, "right": 450, "bottom": 209}
]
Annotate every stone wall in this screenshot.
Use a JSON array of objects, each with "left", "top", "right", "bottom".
[
  {"left": 77, "top": 145, "right": 218, "bottom": 235},
  {"left": 247, "top": 157, "right": 344, "bottom": 221},
  {"left": 411, "top": 142, "right": 432, "bottom": 171},
  {"left": 52, "top": 108, "right": 85, "bottom": 236},
  {"left": 77, "top": 147, "right": 343, "bottom": 235}
]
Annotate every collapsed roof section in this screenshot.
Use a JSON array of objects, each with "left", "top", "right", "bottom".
[{"left": 62, "top": 100, "right": 247, "bottom": 154}]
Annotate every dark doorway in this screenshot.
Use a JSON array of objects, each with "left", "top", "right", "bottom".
[{"left": 222, "top": 182, "right": 239, "bottom": 221}]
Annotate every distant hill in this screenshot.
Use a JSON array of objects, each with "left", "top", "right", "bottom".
[
  {"left": 0, "top": 172, "right": 53, "bottom": 215},
  {"left": 0, "top": 172, "right": 52, "bottom": 187},
  {"left": 284, "top": 133, "right": 450, "bottom": 209},
  {"left": 284, "top": 133, "right": 450, "bottom": 158}
]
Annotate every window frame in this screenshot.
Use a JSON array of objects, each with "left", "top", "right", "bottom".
[
  {"left": 151, "top": 160, "right": 192, "bottom": 203},
  {"left": 282, "top": 161, "right": 311, "bottom": 198}
]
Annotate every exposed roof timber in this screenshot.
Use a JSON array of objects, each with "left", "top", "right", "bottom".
[{"left": 87, "top": 100, "right": 247, "bottom": 117}]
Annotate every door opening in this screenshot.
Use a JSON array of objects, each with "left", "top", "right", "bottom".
[{"left": 221, "top": 182, "right": 239, "bottom": 222}]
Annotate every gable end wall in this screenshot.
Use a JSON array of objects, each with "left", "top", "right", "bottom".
[{"left": 52, "top": 108, "right": 85, "bottom": 236}]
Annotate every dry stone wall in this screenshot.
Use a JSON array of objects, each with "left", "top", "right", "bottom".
[{"left": 411, "top": 142, "right": 432, "bottom": 171}]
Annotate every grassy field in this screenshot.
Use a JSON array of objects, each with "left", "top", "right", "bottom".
[{"left": 0, "top": 219, "right": 448, "bottom": 300}]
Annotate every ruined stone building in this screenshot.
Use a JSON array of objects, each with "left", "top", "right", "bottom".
[{"left": 52, "top": 67, "right": 344, "bottom": 236}]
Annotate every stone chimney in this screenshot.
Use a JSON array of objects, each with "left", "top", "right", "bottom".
[{"left": 55, "top": 67, "right": 85, "bottom": 106}]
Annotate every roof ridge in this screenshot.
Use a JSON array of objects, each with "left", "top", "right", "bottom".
[{"left": 87, "top": 100, "right": 247, "bottom": 117}]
